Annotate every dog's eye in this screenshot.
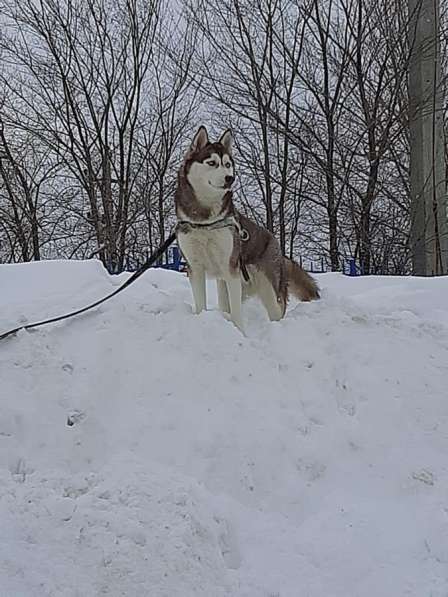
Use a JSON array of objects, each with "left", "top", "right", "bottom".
[
  {"left": 225, "top": 163, "right": 232, "bottom": 169},
  {"left": 206, "top": 160, "right": 217, "bottom": 167}
]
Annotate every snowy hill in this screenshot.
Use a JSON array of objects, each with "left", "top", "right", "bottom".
[{"left": 1, "top": 260, "right": 448, "bottom": 597}]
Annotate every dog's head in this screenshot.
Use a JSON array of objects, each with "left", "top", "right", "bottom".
[{"left": 183, "top": 126, "right": 235, "bottom": 203}]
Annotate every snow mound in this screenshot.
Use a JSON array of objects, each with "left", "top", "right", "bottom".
[
  {"left": 0, "top": 461, "right": 232, "bottom": 597},
  {"left": 1, "top": 260, "right": 448, "bottom": 596}
]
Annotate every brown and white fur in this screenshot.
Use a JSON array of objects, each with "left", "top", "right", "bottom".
[{"left": 175, "top": 126, "right": 319, "bottom": 332}]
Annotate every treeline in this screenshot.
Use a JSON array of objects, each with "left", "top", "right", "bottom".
[{"left": 0, "top": 0, "right": 445, "bottom": 273}]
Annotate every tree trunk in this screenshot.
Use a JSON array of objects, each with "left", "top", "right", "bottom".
[
  {"left": 328, "top": 205, "right": 339, "bottom": 272},
  {"left": 409, "top": 0, "right": 448, "bottom": 275}
]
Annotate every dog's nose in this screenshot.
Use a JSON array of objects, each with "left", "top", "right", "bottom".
[{"left": 225, "top": 175, "right": 234, "bottom": 187}]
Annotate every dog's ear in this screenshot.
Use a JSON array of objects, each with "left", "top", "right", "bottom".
[
  {"left": 189, "top": 126, "right": 209, "bottom": 153},
  {"left": 218, "top": 129, "right": 233, "bottom": 154}
]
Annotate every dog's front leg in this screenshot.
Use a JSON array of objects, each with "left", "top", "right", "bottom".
[
  {"left": 189, "top": 268, "right": 206, "bottom": 314},
  {"left": 226, "top": 276, "right": 244, "bottom": 333},
  {"left": 217, "top": 279, "right": 230, "bottom": 314}
]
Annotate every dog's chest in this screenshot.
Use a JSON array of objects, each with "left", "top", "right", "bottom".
[{"left": 178, "top": 227, "right": 236, "bottom": 277}]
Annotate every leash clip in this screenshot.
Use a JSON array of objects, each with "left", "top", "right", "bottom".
[{"left": 239, "top": 228, "right": 250, "bottom": 241}]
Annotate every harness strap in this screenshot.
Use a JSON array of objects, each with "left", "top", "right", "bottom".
[
  {"left": 176, "top": 214, "right": 250, "bottom": 242},
  {"left": 240, "top": 259, "right": 250, "bottom": 282}
]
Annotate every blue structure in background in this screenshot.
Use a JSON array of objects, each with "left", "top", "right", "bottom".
[
  {"left": 157, "top": 245, "right": 186, "bottom": 272},
  {"left": 342, "top": 258, "right": 361, "bottom": 276},
  {"left": 299, "top": 256, "right": 361, "bottom": 276}
]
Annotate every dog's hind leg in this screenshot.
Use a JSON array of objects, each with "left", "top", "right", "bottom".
[
  {"left": 189, "top": 268, "right": 207, "bottom": 314},
  {"left": 256, "top": 272, "right": 285, "bottom": 321},
  {"left": 217, "top": 279, "right": 230, "bottom": 314},
  {"left": 226, "top": 276, "right": 244, "bottom": 332}
]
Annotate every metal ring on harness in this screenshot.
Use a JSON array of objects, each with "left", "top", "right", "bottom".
[{"left": 239, "top": 228, "right": 250, "bottom": 241}]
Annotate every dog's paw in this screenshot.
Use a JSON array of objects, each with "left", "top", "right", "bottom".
[
  {"left": 232, "top": 318, "right": 246, "bottom": 336},
  {"left": 192, "top": 306, "right": 206, "bottom": 315}
]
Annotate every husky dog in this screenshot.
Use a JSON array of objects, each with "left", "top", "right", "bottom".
[{"left": 175, "top": 126, "right": 319, "bottom": 332}]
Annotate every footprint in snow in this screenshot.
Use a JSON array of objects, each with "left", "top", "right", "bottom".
[
  {"left": 412, "top": 469, "right": 435, "bottom": 486},
  {"left": 335, "top": 379, "right": 357, "bottom": 416},
  {"left": 66, "top": 409, "right": 86, "bottom": 427}
]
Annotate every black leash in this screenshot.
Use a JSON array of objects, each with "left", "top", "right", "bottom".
[{"left": 0, "top": 231, "right": 177, "bottom": 342}]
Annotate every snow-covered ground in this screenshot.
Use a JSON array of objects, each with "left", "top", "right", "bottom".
[{"left": 1, "top": 260, "right": 448, "bottom": 597}]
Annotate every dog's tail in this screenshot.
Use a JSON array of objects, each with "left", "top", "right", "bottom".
[{"left": 284, "top": 258, "right": 320, "bottom": 301}]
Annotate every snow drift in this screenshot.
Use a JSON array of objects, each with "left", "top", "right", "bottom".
[{"left": 0, "top": 260, "right": 447, "bottom": 596}]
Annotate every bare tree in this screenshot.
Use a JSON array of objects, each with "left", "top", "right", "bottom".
[
  {"left": 0, "top": 114, "right": 60, "bottom": 262},
  {"left": 0, "top": 0, "right": 160, "bottom": 271},
  {"left": 0, "top": 0, "right": 441, "bottom": 276}
]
